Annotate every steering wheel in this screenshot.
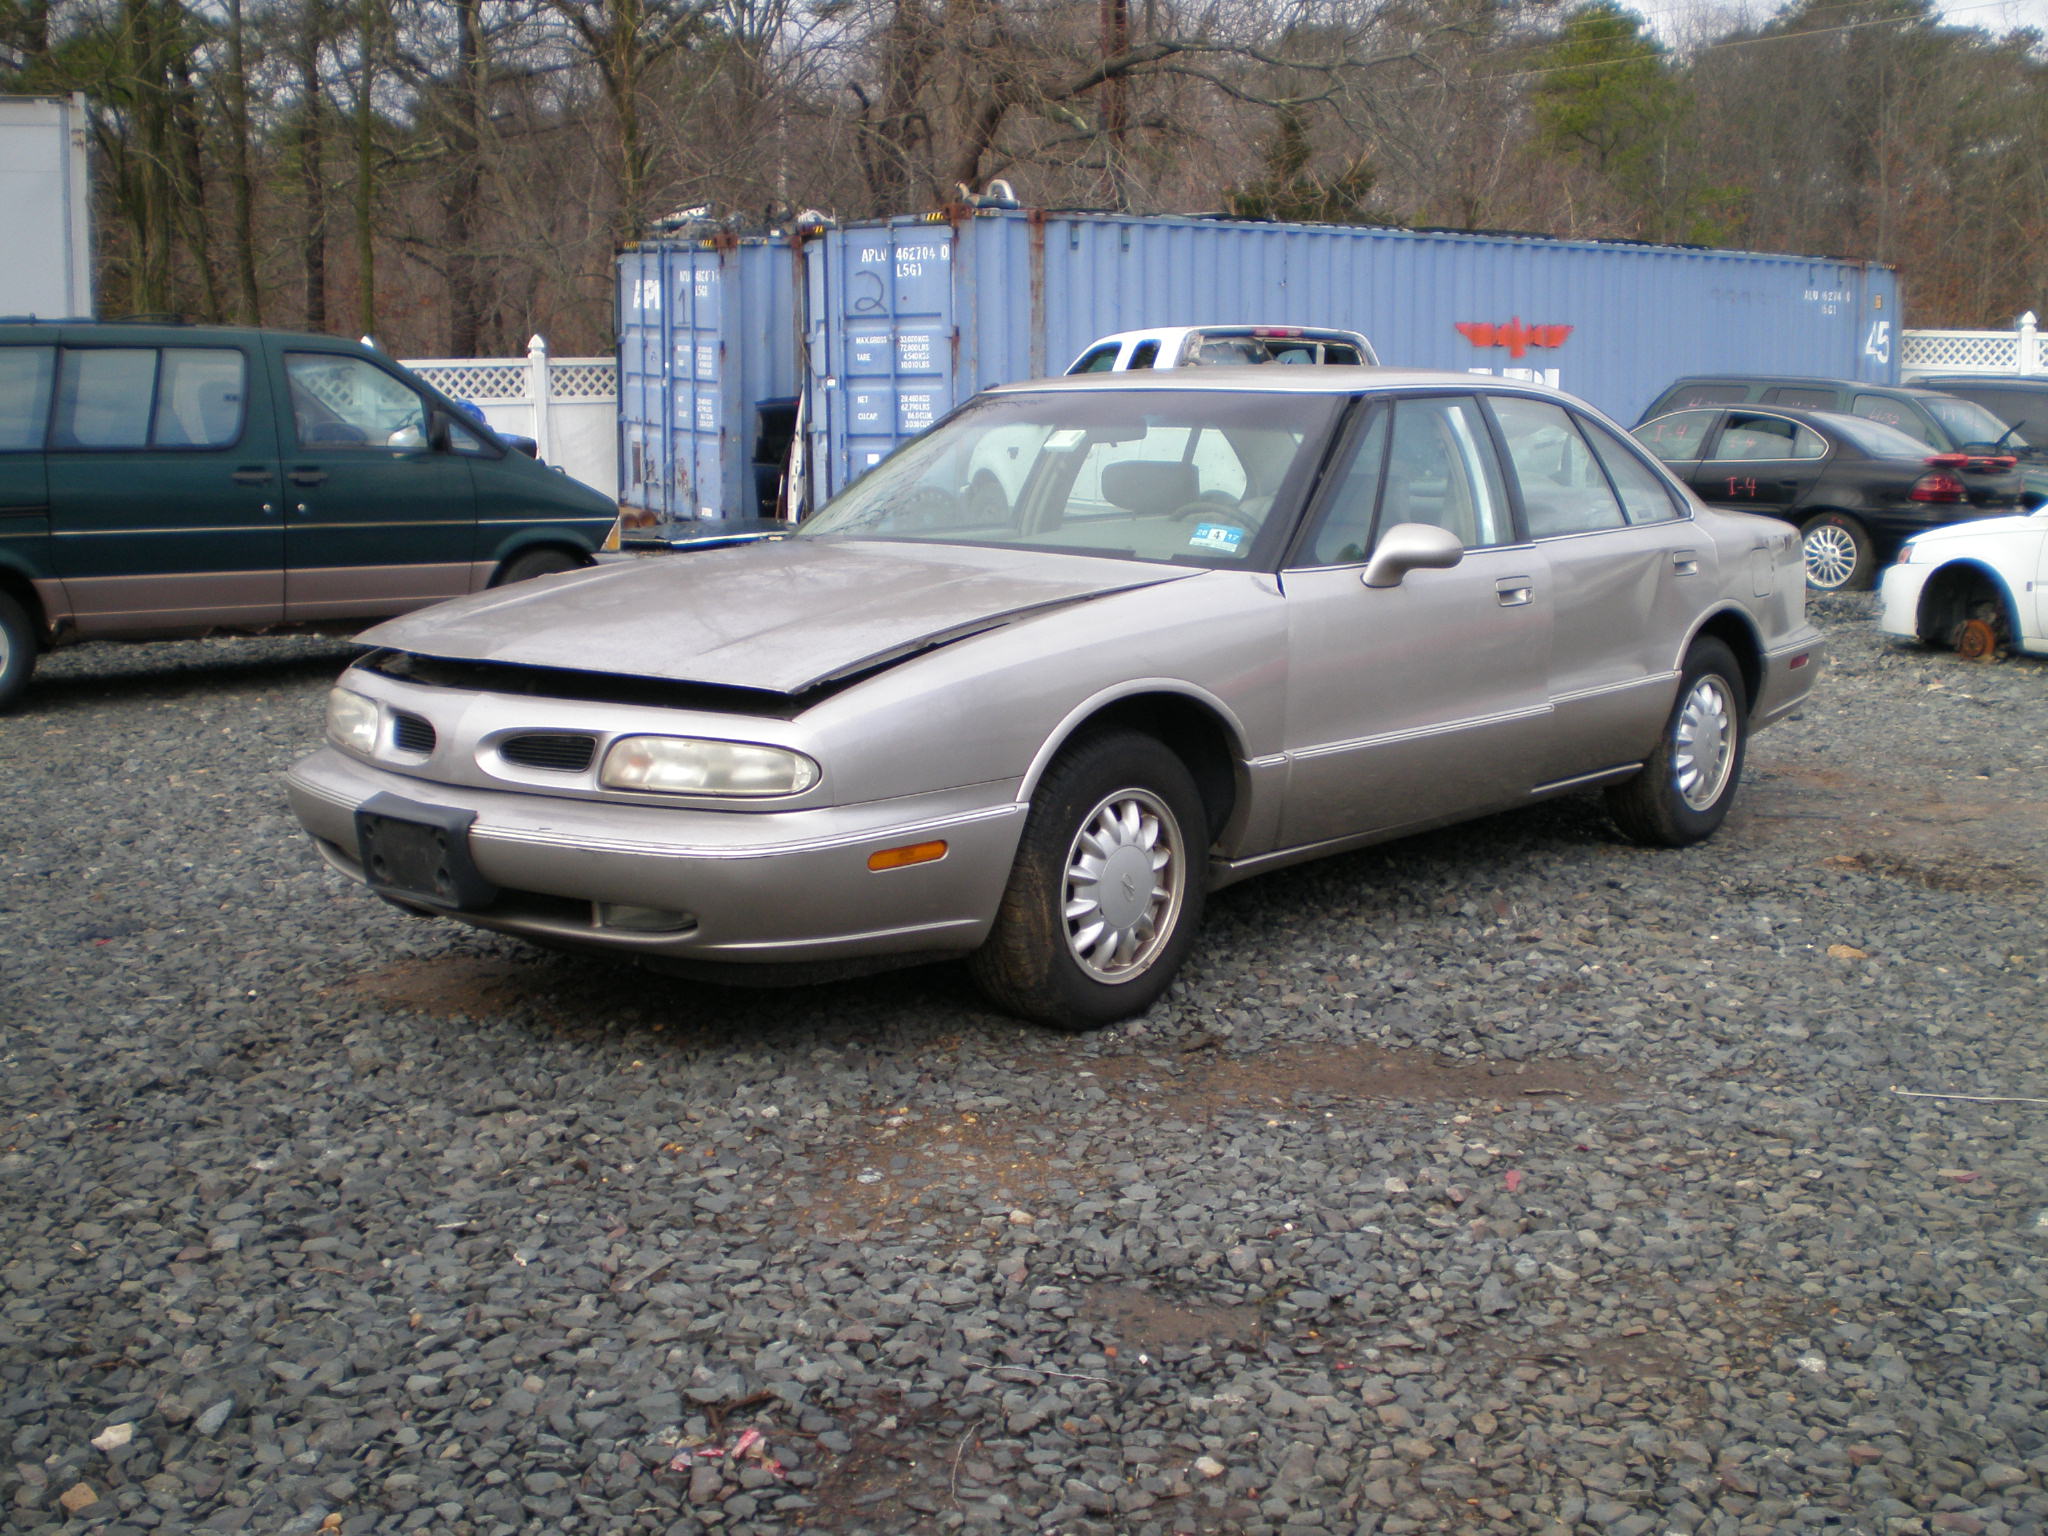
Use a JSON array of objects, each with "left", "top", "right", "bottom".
[
  {"left": 1167, "top": 495, "right": 1245, "bottom": 522},
  {"left": 886, "top": 483, "right": 962, "bottom": 529}
]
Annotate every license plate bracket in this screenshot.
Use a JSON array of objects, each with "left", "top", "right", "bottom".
[{"left": 354, "top": 793, "right": 498, "bottom": 910}]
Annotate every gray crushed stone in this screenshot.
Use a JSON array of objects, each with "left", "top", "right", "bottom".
[{"left": 1, "top": 596, "right": 2043, "bottom": 1535}]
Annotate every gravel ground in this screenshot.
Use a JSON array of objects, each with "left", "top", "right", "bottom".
[{"left": 2, "top": 593, "right": 2044, "bottom": 1536}]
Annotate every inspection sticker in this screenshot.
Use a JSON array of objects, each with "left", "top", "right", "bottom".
[{"left": 1189, "top": 523, "right": 1245, "bottom": 554}]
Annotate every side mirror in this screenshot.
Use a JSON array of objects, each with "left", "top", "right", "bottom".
[
  {"left": 502, "top": 434, "right": 540, "bottom": 459},
  {"left": 1361, "top": 522, "right": 1465, "bottom": 588}
]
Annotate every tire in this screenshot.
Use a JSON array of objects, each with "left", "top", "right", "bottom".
[
  {"left": 1800, "top": 513, "right": 1874, "bottom": 591},
  {"left": 493, "top": 547, "right": 585, "bottom": 586},
  {"left": 1605, "top": 637, "right": 1749, "bottom": 847},
  {"left": 969, "top": 730, "right": 1208, "bottom": 1030},
  {"left": 0, "top": 590, "right": 36, "bottom": 713}
]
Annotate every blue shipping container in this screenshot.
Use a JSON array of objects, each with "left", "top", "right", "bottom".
[
  {"left": 620, "top": 211, "right": 1898, "bottom": 516},
  {"left": 616, "top": 238, "right": 799, "bottom": 521}
]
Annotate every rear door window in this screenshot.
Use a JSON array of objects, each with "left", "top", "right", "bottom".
[
  {"left": 1488, "top": 395, "right": 1626, "bottom": 536},
  {"left": 0, "top": 346, "right": 55, "bottom": 450},
  {"left": 151, "top": 348, "right": 247, "bottom": 448}
]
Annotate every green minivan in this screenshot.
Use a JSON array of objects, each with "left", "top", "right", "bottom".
[{"left": 0, "top": 321, "right": 622, "bottom": 709}]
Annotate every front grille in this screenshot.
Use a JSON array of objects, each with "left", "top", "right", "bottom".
[
  {"left": 500, "top": 733, "right": 598, "bottom": 772},
  {"left": 391, "top": 712, "right": 437, "bottom": 754}
]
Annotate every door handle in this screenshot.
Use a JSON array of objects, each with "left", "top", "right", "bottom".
[
  {"left": 289, "top": 468, "right": 329, "bottom": 486},
  {"left": 232, "top": 466, "right": 270, "bottom": 486},
  {"left": 1495, "top": 576, "right": 1533, "bottom": 607},
  {"left": 1671, "top": 548, "right": 1700, "bottom": 576}
]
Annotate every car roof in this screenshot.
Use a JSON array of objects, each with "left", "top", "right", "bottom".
[
  {"left": 997, "top": 365, "right": 1566, "bottom": 399},
  {"left": 1081, "top": 324, "right": 1369, "bottom": 346},
  {"left": 1910, "top": 375, "right": 2048, "bottom": 390},
  {"left": 1660, "top": 374, "right": 1951, "bottom": 401},
  {"left": 0, "top": 319, "right": 373, "bottom": 349}
]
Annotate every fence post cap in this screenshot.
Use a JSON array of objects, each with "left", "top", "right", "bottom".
[
  {"left": 2021, "top": 312, "right": 2038, "bottom": 330},
  {"left": 528, "top": 334, "right": 547, "bottom": 354}
]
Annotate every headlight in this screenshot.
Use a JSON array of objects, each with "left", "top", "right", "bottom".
[
  {"left": 600, "top": 736, "right": 820, "bottom": 797},
  {"left": 326, "top": 687, "right": 381, "bottom": 754}
]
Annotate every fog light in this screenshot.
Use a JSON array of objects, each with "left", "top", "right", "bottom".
[{"left": 594, "top": 902, "right": 696, "bottom": 933}]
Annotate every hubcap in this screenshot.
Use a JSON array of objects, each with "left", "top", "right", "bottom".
[
  {"left": 1061, "top": 788, "right": 1185, "bottom": 985},
  {"left": 1802, "top": 524, "right": 1857, "bottom": 589},
  {"left": 1674, "top": 674, "right": 1738, "bottom": 812}
]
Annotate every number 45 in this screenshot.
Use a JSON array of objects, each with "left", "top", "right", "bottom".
[{"left": 1864, "top": 320, "right": 1892, "bottom": 366}]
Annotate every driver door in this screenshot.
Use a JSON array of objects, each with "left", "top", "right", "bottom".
[
  {"left": 271, "top": 343, "right": 478, "bottom": 621},
  {"left": 1278, "top": 395, "right": 1552, "bottom": 850}
]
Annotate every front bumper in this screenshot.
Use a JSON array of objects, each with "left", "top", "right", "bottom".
[{"left": 287, "top": 747, "right": 1027, "bottom": 965}]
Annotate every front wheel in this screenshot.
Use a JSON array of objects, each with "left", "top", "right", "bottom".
[
  {"left": 1605, "top": 638, "right": 1748, "bottom": 847},
  {"left": 493, "top": 547, "right": 586, "bottom": 586},
  {"left": 0, "top": 590, "right": 37, "bottom": 713},
  {"left": 1800, "top": 513, "right": 1874, "bottom": 591},
  {"left": 969, "top": 731, "right": 1208, "bottom": 1029}
]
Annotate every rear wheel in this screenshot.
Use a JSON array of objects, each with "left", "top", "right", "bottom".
[
  {"left": 0, "top": 590, "right": 36, "bottom": 713},
  {"left": 1605, "top": 638, "right": 1748, "bottom": 847},
  {"left": 969, "top": 730, "right": 1207, "bottom": 1030},
  {"left": 494, "top": 547, "right": 585, "bottom": 586},
  {"left": 1800, "top": 513, "right": 1874, "bottom": 591}
]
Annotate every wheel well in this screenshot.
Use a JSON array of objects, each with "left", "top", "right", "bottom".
[
  {"left": 1691, "top": 610, "right": 1763, "bottom": 713},
  {"left": 0, "top": 569, "right": 47, "bottom": 644},
  {"left": 491, "top": 542, "right": 588, "bottom": 584},
  {"left": 1916, "top": 560, "right": 2014, "bottom": 643},
  {"left": 1063, "top": 693, "right": 1239, "bottom": 842}
]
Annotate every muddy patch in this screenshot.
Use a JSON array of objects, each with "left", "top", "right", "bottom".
[
  {"left": 798, "top": 1107, "right": 1093, "bottom": 1240},
  {"left": 341, "top": 954, "right": 557, "bottom": 1018},
  {"left": 1739, "top": 765, "right": 2047, "bottom": 896},
  {"left": 1077, "top": 1282, "right": 1267, "bottom": 1357}
]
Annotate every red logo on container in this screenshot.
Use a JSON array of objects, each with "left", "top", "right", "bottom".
[{"left": 1456, "top": 319, "right": 1573, "bottom": 359}]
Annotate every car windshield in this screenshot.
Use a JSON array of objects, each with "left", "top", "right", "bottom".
[
  {"left": 1922, "top": 394, "right": 2024, "bottom": 450},
  {"left": 797, "top": 388, "right": 1342, "bottom": 566},
  {"left": 1817, "top": 412, "right": 1945, "bottom": 459}
]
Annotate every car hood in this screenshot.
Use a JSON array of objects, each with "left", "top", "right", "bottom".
[{"left": 357, "top": 538, "right": 1199, "bottom": 695}]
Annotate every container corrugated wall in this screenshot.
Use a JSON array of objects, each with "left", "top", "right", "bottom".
[
  {"left": 625, "top": 212, "right": 1899, "bottom": 514},
  {"left": 616, "top": 238, "right": 798, "bottom": 520}
]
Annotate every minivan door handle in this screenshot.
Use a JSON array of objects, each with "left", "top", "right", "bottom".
[
  {"left": 232, "top": 466, "right": 271, "bottom": 486},
  {"left": 289, "top": 468, "right": 329, "bottom": 486}
]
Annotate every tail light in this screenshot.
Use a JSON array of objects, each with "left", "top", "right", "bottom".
[{"left": 1910, "top": 468, "right": 1968, "bottom": 503}]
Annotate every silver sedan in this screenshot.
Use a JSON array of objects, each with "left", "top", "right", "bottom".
[{"left": 287, "top": 370, "right": 1824, "bottom": 1027}]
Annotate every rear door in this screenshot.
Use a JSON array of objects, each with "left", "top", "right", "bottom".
[
  {"left": 272, "top": 343, "right": 477, "bottom": 622},
  {"left": 1687, "top": 411, "right": 1828, "bottom": 516},
  {"left": 45, "top": 337, "right": 283, "bottom": 634},
  {"left": 1278, "top": 394, "right": 1552, "bottom": 848},
  {"left": 1488, "top": 395, "right": 1708, "bottom": 783}
]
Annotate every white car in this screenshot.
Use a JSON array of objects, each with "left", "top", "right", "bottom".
[
  {"left": 1066, "top": 325, "right": 1377, "bottom": 373},
  {"left": 1878, "top": 508, "right": 2048, "bottom": 659}
]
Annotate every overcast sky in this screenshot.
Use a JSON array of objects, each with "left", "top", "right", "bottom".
[{"left": 1638, "top": 0, "right": 2047, "bottom": 44}]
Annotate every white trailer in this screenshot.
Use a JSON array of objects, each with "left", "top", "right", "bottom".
[{"left": 0, "top": 93, "right": 94, "bottom": 320}]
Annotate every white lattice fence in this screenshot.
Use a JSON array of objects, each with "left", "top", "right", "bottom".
[
  {"left": 1902, "top": 315, "right": 2048, "bottom": 378},
  {"left": 399, "top": 335, "right": 619, "bottom": 499}
]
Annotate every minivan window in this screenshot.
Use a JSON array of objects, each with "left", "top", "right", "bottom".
[
  {"left": 1669, "top": 384, "right": 1746, "bottom": 408},
  {"left": 1919, "top": 393, "right": 2014, "bottom": 449},
  {"left": 1071, "top": 346, "right": 1119, "bottom": 374},
  {"left": 152, "top": 348, "right": 246, "bottom": 448},
  {"left": 1851, "top": 393, "right": 1932, "bottom": 443},
  {"left": 0, "top": 346, "right": 54, "bottom": 450},
  {"left": 286, "top": 353, "right": 428, "bottom": 449},
  {"left": 1762, "top": 387, "right": 1836, "bottom": 409},
  {"left": 1128, "top": 340, "right": 1160, "bottom": 369},
  {"left": 52, "top": 348, "right": 155, "bottom": 449}
]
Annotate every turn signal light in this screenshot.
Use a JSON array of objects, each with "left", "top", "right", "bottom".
[{"left": 868, "top": 841, "right": 948, "bottom": 871}]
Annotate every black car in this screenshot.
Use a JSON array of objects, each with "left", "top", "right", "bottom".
[
  {"left": 1900, "top": 375, "right": 2048, "bottom": 502},
  {"left": 1632, "top": 405, "right": 2025, "bottom": 590}
]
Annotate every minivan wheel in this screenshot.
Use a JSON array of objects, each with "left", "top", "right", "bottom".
[
  {"left": 1605, "top": 638, "right": 1749, "bottom": 847},
  {"left": 494, "top": 547, "right": 586, "bottom": 586},
  {"left": 969, "top": 730, "right": 1208, "bottom": 1030},
  {"left": 1800, "top": 513, "right": 1874, "bottom": 591},
  {"left": 0, "top": 591, "right": 36, "bottom": 713}
]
